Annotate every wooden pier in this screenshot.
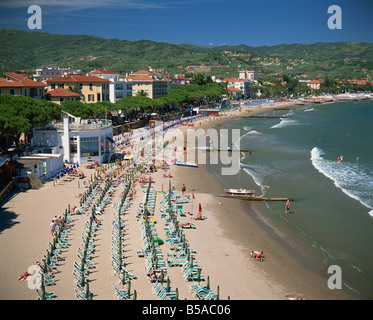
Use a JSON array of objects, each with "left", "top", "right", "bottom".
[{"left": 217, "top": 194, "right": 294, "bottom": 201}]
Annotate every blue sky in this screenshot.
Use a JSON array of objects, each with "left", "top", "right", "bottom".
[{"left": 0, "top": 0, "right": 372, "bottom": 46}]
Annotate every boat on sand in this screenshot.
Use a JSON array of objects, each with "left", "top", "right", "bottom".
[
  {"left": 176, "top": 161, "right": 198, "bottom": 168},
  {"left": 224, "top": 188, "right": 254, "bottom": 196}
]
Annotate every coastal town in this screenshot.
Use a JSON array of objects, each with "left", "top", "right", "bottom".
[{"left": 0, "top": 48, "right": 372, "bottom": 303}]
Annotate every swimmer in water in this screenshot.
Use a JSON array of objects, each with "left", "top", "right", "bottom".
[{"left": 285, "top": 200, "right": 290, "bottom": 214}]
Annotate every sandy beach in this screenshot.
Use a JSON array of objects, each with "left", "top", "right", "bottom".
[{"left": 0, "top": 101, "right": 354, "bottom": 300}]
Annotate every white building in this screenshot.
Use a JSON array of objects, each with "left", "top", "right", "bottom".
[
  {"left": 238, "top": 70, "right": 258, "bottom": 81},
  {"left": 224, "top": 78, "right": 252, "bottom": 98},
  {"left": 33, "top": 65, "right": 82, "bottom": 81},
  {"left": 88, "top": 70, "right": 133, "bottom": 103},
  {"left": 31, "top": 114, "right": 114, "bottom": 165},
  {"left": 15, "top": 154, "right": 64, "bottom": 181}
]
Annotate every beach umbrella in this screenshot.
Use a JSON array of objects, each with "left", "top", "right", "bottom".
[
  {"left": 85, "top": 281, "right": 90, "bottom": 299},
  {"left": 176, "top": 288, "right": 179, "bottom": 300},
  {"left": 133, "top": 290, "right": 137, "bottom": 300},
  {"left": 166, "top": 277, "right": 170, "bottom": 292},
  {"left": 127, "top": 280, "right": 131, "bottom": 295},
  {"left": 160, "top": 270, "right": 164, "bottom": 284},
  {"left": 217, "top": 285, "right": 220, "bottom": 300},
  {"left": 207, "top": 275, "right": 210, "bottom": 289}
]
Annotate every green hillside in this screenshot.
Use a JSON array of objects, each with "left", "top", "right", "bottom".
[{"left": 0, "top": 28, "right": 372, "bottom": 80}]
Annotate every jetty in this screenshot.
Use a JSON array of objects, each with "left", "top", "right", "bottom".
[
  {"left": 242, "top": 115, "right": 287, "bottom": 119},
  {"left": 217, "top": 194, "right": 294, "bottom": 201},
  {"left": 205, "top": 149, "right": 252, "bottom": 152}
]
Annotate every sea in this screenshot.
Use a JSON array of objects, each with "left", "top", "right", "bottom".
[{"left": 209, "top": 100, "right": 373, "bottom": 299}]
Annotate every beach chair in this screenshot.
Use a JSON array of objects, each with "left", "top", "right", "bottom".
[{"left": 36, "top": 288, "right": 54, "bottom": 300}]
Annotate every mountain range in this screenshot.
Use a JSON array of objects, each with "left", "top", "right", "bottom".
[{"left": 1, "top": 28, "right": 372, "bottom": 79}]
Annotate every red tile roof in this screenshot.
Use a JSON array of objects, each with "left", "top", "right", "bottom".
[
  {"left": 124, "top": 75, "right": 155, "bottom": 81},
  {"left": 227, "top": 87, "right": 242, "bottom": 91},
  {"left": 89, "top": 70, "right": 119, "bottom": 75},
  {"left": 131, "top": 70, "right": 161, "bottom": 76},
  {"left": 46, "top": 75, "right": 110, "bottom": 83},
  {"left": 47, "top": 87, "right": 81, "bottom": 97},
  {"left": 1, "top": 72, "right": 46, "bottom": 87}
]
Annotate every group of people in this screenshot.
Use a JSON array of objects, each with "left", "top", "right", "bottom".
[{"left": 49, "top": 215, "right": 64, "bottom": 236}]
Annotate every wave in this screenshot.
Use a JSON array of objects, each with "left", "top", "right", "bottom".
[
  {"left": 241, "top": 163, "right": 273, "bottom": 196},
  {"left": 304, "top": 108, "right": 314, "bottom": 112},
  {"left": 310, "top": 147, "right": 373, "bottom": 216},
  {"left": 270, "top": 117, "right": 300, "bottom": 129}
]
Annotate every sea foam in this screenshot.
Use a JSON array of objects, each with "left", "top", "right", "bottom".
[
  {"left": 270, "top": 117, "right": 300, "bottom": 129},
  {"left": 310, "top": 147, "right": 373, "bottom": 216}
]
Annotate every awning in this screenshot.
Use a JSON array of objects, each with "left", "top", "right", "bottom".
[{"left": 106, "top": 137, "right": 115, "bottom": 143}]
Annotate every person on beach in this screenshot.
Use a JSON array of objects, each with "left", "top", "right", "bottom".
[
  {"left": 251, "top": 250, "right": 264, "bottom": 262},
  {"left": 17, "top": 271, "right": 31, "bottom": 282},
  {"left": 285, "top": 200, "right": 291, "bottom": 214},
  {"left": 50, "top": 220, "right": 56, "bottom": 236},
  {"left": 182, "top": 184, "right": 186, "bottom": 196}
]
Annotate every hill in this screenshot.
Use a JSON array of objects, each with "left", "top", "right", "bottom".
[
  {"left": 178, "top": 42, "right": 373, "bottom": 61},
  {"left": 1, "top": 28, "right": 372, "bottom": 79}
]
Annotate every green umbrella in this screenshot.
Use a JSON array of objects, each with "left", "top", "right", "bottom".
[
  {"left": 127, "top": 280, "right": 131, "bottom": 295},
  {"left": 166, "top": 277, "right": 170, "bottom": 292}
]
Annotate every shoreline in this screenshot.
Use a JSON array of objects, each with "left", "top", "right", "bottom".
[
  {"left": 0, "top": 101, "right": 358, "bottom": 300},
  {"left": 194, "top": 102, "right": 358, "bottom": 300}
]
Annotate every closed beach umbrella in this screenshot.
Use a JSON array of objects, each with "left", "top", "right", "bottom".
[
  {"left": 199, "top": 203, "right": 202, "bottom": 212},
  {"left": 207, "top": 275, "right": 210, "bottom": 290},
  {"left": 127, "top": 280, "right": 131, "bottom": 295},
  {"left": 166, "top": 277, "right": 170, "bottom": 292}
]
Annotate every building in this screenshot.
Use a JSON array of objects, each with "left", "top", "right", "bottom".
[
  {"left": 14, "top": 154, "right": 64, "bottom": 182},
  {"left": 0, "top": 72, "right": 46, "bottom": 99},
  {"left": 31, "top": 115, "right": 114, "bottom": 165},
  {"left": 46, "top": 75, "right": 110, "bottom": 104},
  {"left": 32, "top": 65, "right": 82, "bottom": 82},
  {"left": 309, "top": 80, "right": 321, "bottom": 90},
  {"left": 124, "top": 70, "right": 171, "bottom": 99},
  {"left": 227, "top": 87, "right": 243, "bottom": 100},
  {"left": 238, "top": 70, "right": 258, "bottom": 81},
  {"left": 300, "top": 79, "right": 321, "bottom": 90},
  {"left": 46, "top": 87, "right": 82, "bottom": 105},
  {"left": 224, "top": 78, "right": 252, "bottom": 98},
  {"left": 88, "top": 70, "right": 132, "bottom": 103},
  {"left": 171, "top": 74, "right": 193, "bottom": 86}
]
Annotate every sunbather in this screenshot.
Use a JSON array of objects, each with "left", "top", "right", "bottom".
[
  {"left": 251, "top": 250, "right": 264, "bottom": 261},
  {"left": 18, "top": 271, "right": 31, "bottom": 282}
]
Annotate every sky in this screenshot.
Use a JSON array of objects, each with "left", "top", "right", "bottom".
[{"left": 0, "top": 0, "right": 372, "bottom": 47}]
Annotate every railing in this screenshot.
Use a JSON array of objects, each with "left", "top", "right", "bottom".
[{"left": 0, "top": 179, "right": 16, "bottom": 206}]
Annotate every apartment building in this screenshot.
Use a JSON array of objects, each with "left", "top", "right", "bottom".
[
  {"left": 88, "top": 70, "right": 132, "bottom": 103},
  {"left": 46, "top": 75, "right": 110, "bottom": 103},
  {"left": 238, "top": 70, "right": 258, "bottom": 81},
  {"left": 33, "top": 65, "right": 82, "bottom": 81},
  {"left": 124, "top": 70, "right": 171, "bottom": 99},
  {"left": 0, "top": 72, "right": 46, "bottom": 99},
  {"left": 224, "top": 78, "right": 252, "bottom": 98},
  {"left": 46, "top": 87, "right": 82, "bottom": 105}
]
